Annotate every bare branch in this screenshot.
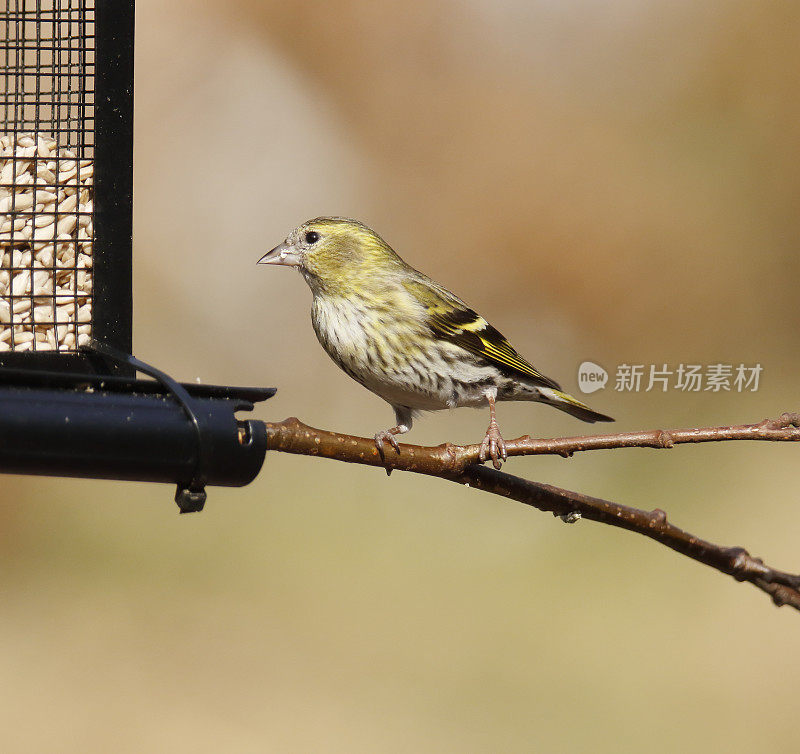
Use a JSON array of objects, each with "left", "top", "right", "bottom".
[
  {"left": 457, "top": 465, "right": 800, "bottom": 611},
  {"left": 265, "top": 414, "right": 800, "bottom": 611},
  {"left": 266, "top": 413, "right": 800, "bottom": 473}
]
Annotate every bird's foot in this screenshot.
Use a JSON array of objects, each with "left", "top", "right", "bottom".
[
  {"left": 479, "top": 421, "right": 507, "bottom": 470},
  {"left": 374, "top": 428, "right": 402, "bottom": 475}
]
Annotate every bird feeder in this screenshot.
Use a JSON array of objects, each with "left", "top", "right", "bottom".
[
  {"left": 0, "top": 1, "right": 272, "bottom": 511},
  {"left": 1, "top": 0, "right": 131, "bottom": 367}
]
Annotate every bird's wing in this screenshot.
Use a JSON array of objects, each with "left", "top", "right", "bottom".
[{"left": 402, "top": 278, "right": 561, "bottom": 390}]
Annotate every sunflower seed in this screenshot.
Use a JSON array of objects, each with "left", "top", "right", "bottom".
[{"left": 0, "top": 133, "right": 93, "bottom": 350}]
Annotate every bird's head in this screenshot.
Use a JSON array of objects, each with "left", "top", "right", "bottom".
[{"left": 258, "top": 217, "right": 403, "bottom": 295}]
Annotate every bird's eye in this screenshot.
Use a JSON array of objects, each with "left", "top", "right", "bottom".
[{"left": 304, "top": 231, "right": 320, "bottom": 244}]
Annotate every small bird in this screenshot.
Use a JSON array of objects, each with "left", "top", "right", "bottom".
[{"left": 259, "top": 218, "right": 612, "bottom": 468}]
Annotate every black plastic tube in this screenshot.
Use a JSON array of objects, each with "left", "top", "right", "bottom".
[{"left": 0, "top": 376, "right": 271, "bottom": 488}]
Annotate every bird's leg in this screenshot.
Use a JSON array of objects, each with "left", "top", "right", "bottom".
[
  {"left": 374, "top": 406, "right": 413, "bottom": 463},
  {"left": 479, "top": 390, "right": 507, "bottom": 470}
]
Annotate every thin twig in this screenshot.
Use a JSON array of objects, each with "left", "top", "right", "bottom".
[
  {"left": 266, "top": 413, "right": 800, "bottom": 473},
  {"left": 457, "top": 465, "right": 800, "bottom": 611},
  {"left": 265, "top": 414, "right": 800, "bottom": 611}
]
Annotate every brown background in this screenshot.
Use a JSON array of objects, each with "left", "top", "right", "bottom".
[{"left": 2, "top": 1, "right": 799, "bottom": 751}]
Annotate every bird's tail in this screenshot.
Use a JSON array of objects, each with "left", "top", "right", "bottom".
[{"left": 536, "top": 387, "right": 614, "bottom": 423}]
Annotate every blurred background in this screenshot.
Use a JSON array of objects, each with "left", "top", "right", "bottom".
[{"left": 3, "top": 0, "right": 800, "bottom": 751}]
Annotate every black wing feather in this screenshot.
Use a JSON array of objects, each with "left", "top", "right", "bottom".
[{"left": 428, "top": 307, "right": 562, "bottom": 390}]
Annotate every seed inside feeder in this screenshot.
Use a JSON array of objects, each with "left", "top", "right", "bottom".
[{"left": 0, "top": 132, "right": 93, "bottom": 352}]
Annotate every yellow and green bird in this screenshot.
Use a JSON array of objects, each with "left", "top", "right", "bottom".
[{"left": 259, "top": 218, "right": 612, "bottom": 468}]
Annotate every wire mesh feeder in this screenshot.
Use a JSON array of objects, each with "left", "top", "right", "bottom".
[
  {"left": 0, "top": 3, "right": 272, "bottom": 507},
  {"left": 0, "top": 0, "right": 132, "bottom": 371}
]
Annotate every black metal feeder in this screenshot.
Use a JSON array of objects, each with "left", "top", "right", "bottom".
[{"left": 0, "top": 1, "right": 272, "bottom": 510}]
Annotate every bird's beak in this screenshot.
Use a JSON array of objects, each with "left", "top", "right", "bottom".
[{"left": 257, "top": 242, "right": 301, "bottom": 267}]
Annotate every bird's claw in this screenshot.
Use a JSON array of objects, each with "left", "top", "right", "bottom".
[
  {"left": 374, "top": 430, "right": 401, "bottom": 456},
  {"left": 479, "top": 423, "right": 507, "bottom": 470},
  {"left": 374, "top": 430, "right": 401, "bottom": 473}
]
